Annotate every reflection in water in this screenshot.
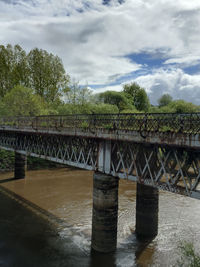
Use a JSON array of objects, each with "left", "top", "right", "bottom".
[{"left": 0, "top": 168, "right": 200, "bottom": 266}]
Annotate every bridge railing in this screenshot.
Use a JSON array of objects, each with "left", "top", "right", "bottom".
[{"left": 0, "top": 113, "right": 200, "bottom": 135}]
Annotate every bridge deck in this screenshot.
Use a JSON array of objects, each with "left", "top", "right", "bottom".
[
  {"left": 0, "top": 112, "right": 200, "bottom": 148},
  {"left": 0, "top": 113, "right": 200, "bottom": 199}
]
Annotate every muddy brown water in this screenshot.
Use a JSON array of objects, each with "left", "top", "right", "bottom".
[{"left": 0, "top": 168, "right": 199, "bottom": 267}]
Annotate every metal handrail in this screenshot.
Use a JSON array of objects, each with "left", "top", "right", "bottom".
[{"left": 0, "top": 113, "right": 200, "bottom": 135}]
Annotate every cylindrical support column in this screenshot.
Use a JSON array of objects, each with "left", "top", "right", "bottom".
[
  {"left": 14, "top": 152, "right": 26, "bottom": 179},
  {"left": 136, "top": 183, "right": 159, "bottom": 239},
  {"left": 91, "top": 172, "right": 119, "bottom": 253}
]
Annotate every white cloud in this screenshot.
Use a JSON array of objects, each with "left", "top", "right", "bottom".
[
  {"left": 92, "top": 84, "right": 123, "bottom": 94},
  {"left": 134, "top": 68, "right": 200, "bottom": 105},
  {"left": 93, "top": 68, "right": 200, "bottom": 105},
  {"left": 164, "top": 56, "right": 200, "bottom": 67},
  {"left": 0, "top": 0, "right": 200, "bottom": 104}
]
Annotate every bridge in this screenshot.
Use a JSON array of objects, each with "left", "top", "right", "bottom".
[{"left": 0, "top": 113, "right": 200, "bottom": 253}]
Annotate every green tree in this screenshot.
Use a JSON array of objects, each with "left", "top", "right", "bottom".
[
  {"left": 2, "top": 85, "right": 45, "bottom": 116},
  {"left": 64, "top": 81, "right": 92, "bottom": 105},
  {"left": 167, "top": 100, "right": 199, "bottom": 113},
  {"left": 99, "top": 91, "right": 133, "bottom": 111},
  {"left": 123, "top": 82, "right": 150, "bottom": 111},
  {"left": 158, "top": 94, "right": 173, "bottom": 107},
  {"left": 123, "top": 82, "right": 141, "bottom": 101},
  {"left": 12, "top": 45, "right": 29, "bottom": 88},
  {"left": 0, "top": 44, "right": 70, "bottom": 105},
  {"left": 134, "top": 88, "right": 150, "bottom": 111},
  {"left": 0, "top": 44, "right": 15, "bottom": 97},
  {"left": 27, "top": 48, "right": 69, "bottom": 103},
  {"left": 0, "top": 44, "right": 29, "bottom": 97},
  {"left": 90, "top": 103, "right": 119, "bottom": 114}
]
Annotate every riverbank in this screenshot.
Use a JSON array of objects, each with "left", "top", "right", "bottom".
[{"left": 0, "top": 149, "right": 63, "bottom": 172}]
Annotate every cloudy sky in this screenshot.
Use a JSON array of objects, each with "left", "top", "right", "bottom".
[{"left": 1, "top": 0, "right": 200, "bottom": 105}]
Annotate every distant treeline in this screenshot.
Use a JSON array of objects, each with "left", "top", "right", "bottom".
[{"left": 0, "top": 43, "right": 199, "bottom": 118}]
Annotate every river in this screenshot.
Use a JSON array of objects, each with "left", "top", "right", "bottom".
[{"left": 0, "top": 168, "right": 199, "bottom": 266}]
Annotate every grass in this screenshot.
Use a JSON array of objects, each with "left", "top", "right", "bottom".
[{"left": 175, "top": 242, "right": 200, "bottom": 267}]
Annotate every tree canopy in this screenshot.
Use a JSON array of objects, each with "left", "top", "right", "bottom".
[
  {"left": 123, "top": 82, "right": 150, "bottom": 111},
  {"left": 0, "top": 44, "right": 69, "bottom": 104},
  {"left": 2, "top": 85, "right": 45, "bottom": 116},
  {"left": 27, "top": 48, "right": 69, "bottom": 103},
  {"left": 158, "top": 94, "right": 173, "bottom": 107},
  {"left": 99, "top": 91, "right": 133, "bottom": 111}
]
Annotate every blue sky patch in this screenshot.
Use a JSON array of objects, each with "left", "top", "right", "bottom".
[
  {"left": 126, "top": 52, "right": 168, "bottom": 68},
  {"left": 183, "top": 64, "right": 200, "bottom": 75}
]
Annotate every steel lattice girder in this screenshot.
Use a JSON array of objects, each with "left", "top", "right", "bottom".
[
  {"left": 110, "top": 141, "right": 200, "bottom": 198},
  {"left": 0, "top": 131, "right": 200, "bottom": 199},
  {"left": 0, "top": 131, "right": 98, "bottom": 170}
]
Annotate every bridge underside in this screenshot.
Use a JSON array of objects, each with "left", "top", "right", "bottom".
[{"left": 0, "top": 130, "right": 200, "bottom": 199}]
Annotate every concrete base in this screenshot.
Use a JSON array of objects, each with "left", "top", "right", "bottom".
[
  {"left": 14, "top": 152, "right": 26, "bottom": 179},
  {"left": 136, "top": 183, "right": 159, "bottom": 239},
  {"left": 91, "top": 172, "right": 119, "bottom": 253}
]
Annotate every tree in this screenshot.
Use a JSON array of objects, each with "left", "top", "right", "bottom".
[
  {"left": 134, "top": 88, "right": 150, "bottom": 111},
  {"left": 64, "top": 81, "right": 92, "bottom": 105},
  {"left": 0, "top": 44, "right": 29, "bottom": 97},
  {"left": 99, "top": 91, "right": 133, "bottom": 111},
  {"left": 2, "top": 85, "right": 45, "bottom": 116},
  {"left": 90, "top": 103, "right": 119, "bottom": 114},
  {"left": 158, "top": 94, "right": 173, "bottom": 107},
  {"left": 0, "top": 44, "right": 15, "bottom": 97},
  {"left": 123, "top": 82, "right": 150, "bottom": 111},
  {"left": 123, "top": 82, "right": 142, "bottom": 101},
  {"left": 12, "top": 45, "right": 29, "bottom": 88},
  {"left": 0, "top": 44, "right": 70, "bottom": 104},
  {"left": 167, "top": 100, "right": 199, "bottom": 113},
  {"left": 27, "top": 48, "right": 69, "bottom": 103}
]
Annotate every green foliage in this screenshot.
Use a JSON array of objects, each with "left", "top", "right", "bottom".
[
  {"left": 0, "top": 44, "right": 69, "bottom": 105},
  {"left": 27, "top": 157, "right": 59, "bottom": 170},
  {"left": 158, "top": 93, "right": 173, "bottom": 107},
  {"left": 80, "top": 121, "right": 89, "bottom": 129},
  {"left": 99, "top": 91, "right": 133, "bottom": 111},
  {"left": 0, "top": 149, "right": 60, "bottom": 171},
  {"left": 134, "top": 88, "right": 150, "bottom": 111},
  {"left": 0, "top": 43, "right": 199, "bottom": 120},
  {"left": 123, "top": 82, "right": 150, "bottom": 111},
  {"left": 64, "top": 81, "right": 92, "bottom": 105},
  {"left": 103, "top": 123, "right": 113, "bottom": 129},
  {"left": 168, "top": 100, "right": 199, "bottom": 113},
  {"left": 150, "top": 100, "right": 200, "bottom": 114},
  {"left": 120, "top": 108, "right": 140, "bottom": 113},
  {"left": 0, "top": 44, "right": 29, "bottom": 97},
  {"left": 2, "top": 85, "right": 46, "bottom": 116},
  {"left": 27, "top": 48, "right": 69, "bottom": 103},
  {"left": 123, "top": 82, "right": 141, "bottom": 101},
  {"left": 175, "top": 242, "right": 200, "bottom": 267},
  {"left": 56, "top": 103, "right": 119, "bottom": 115},
  {"left": 56, "top": 103, "right": 90, "bottom": 115},
  {"left": 148, "top": 105, "right": 162, "bottom": 113},
  {"left": 0, "top": 149, "right": 15, "bottom": 170},
  {"left": 89, "top": 103, "right": 119, "bottom": 114}
]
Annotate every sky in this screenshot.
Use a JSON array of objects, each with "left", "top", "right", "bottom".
[{"left": 0, "top": 0, "right": 200, "bottom": 105}]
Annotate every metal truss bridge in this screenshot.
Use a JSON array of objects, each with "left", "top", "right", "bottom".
[{"left": 0, "top": 113, "right": 200, "bottom": 199}]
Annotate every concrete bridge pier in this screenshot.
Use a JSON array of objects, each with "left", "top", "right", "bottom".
[
  {"left": 136, "top": 183, "right": 159, "bottom": 239},
  {"left": 14, "top": 152, "right": 27, "bottom": 179},
  {"left": 91, "top": 172, "right": 119, "bottom": 253}
]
